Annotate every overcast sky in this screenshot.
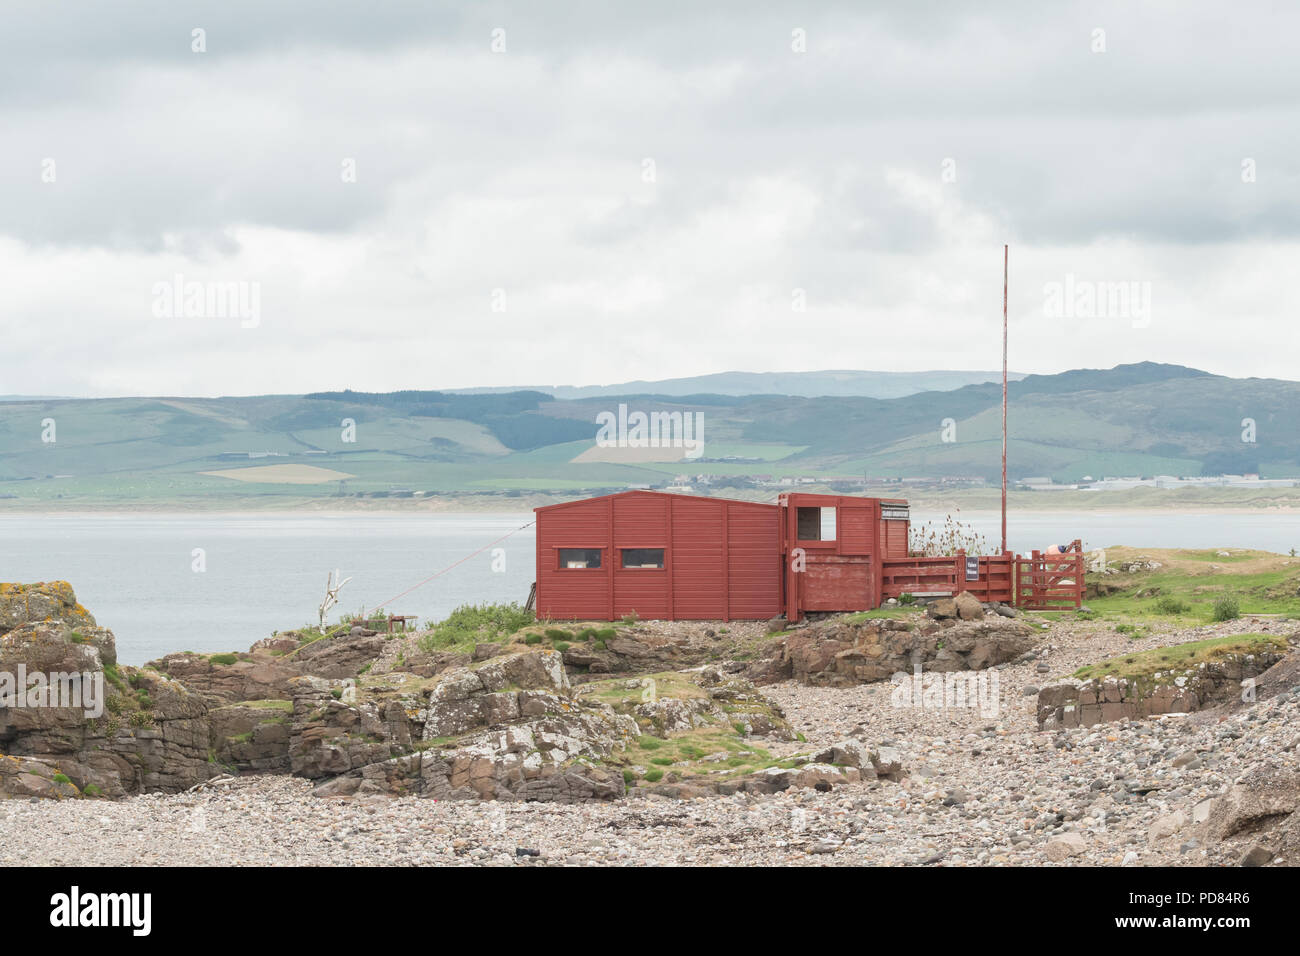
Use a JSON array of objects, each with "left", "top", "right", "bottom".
[{"left": 3, "top": 1, "right": 1298, "bottom": 397}]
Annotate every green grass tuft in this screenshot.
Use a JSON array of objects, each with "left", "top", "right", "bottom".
[{"left": 417, "top": 602, "right": 535, "bottom": 654}]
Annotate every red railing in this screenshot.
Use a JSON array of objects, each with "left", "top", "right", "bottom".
[
  {"left": 1013, "top": 548, "right": 1084, "bottom": 610},
  {"left": 881, "top": 551, "right": 1015, "bottom": 603},
  {"left": 962, "top": 553, "right": 1014, "bottom": 603},
  {"left": 881, "top": 555, "right": 960, "bottom": 597},
  {"left": 880, "top": 545, "right": 1083, "bottom": 610}
]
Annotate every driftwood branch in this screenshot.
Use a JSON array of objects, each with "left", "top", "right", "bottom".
[{"left": 318, "top": 569, "right": 352, "bottom": 629}]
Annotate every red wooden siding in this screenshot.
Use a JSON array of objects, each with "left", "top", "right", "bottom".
[
  {"left": 880, "top": 516, "right": 909, "bottom": 559},
  {"left": 534, "top": 495, "right": 614, "bottom": 621},
  {"left": 535, "top": 491, "right": 781, "bottom": 622},
  {"left": 839, "top": 505, "right": 874, "bottom": 552},
  {"left": 612, "top": 492, "right": 670, "bottom": 619},
  {"left": 778, "top": 493, "right": 895, "bottom": 620},
  {"left": 726, "top": 503, "right": 782, "bottom": 618}
]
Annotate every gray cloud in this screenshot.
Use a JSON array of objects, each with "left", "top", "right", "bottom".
[{"left": 2, "top": 1, "right": 1299, "bottom": 395}]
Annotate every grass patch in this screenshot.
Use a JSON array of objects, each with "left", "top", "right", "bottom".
[
  {"left": 1152, "top": 596, "right": 1191, "bottom": 615},
  {"left": 843, "top": 606, "right": 924, "bottom": 623},
  {"left": 1072, "top": 633, "right": 1288, "bottom": 682},
  {"left": 417, "top": 602, "right": 535, "bottom": 654},
  {"left": 102, "top": 662, "right": 126, "bottom": 692},
  {"left": 614, "top": 726, "right": 786, "bottom": 786},
  {"left": 1212, "top": 595, "right": 1241, "bottom": 622},
  {"left": 586, "top": 673, "right": 708, "bottom": 709},
  {"left": 1087, "top": 555, "right": 1300, "bottom": 622},
  {"left": 208, "top": 653, "right": 239, "bottom": 666}
]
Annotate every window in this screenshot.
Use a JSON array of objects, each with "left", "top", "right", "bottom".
[
  {"left": 796, "top": 506, "right": 837, "bottom": 541},
  {"left": 621, "top": 548, "right": 665, "bottom": 569},
  {"left": 558, "top": 548, "right": 602, "bottom": 569}
]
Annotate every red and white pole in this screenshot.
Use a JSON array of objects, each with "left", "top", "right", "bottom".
[{"left": 1001, "top": 244, "right": 1008, "bottom": 556}]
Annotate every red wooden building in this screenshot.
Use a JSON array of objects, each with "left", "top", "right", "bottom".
[
  {"left": 533, "top": 489, "right": 1084, "bottom": 621},
  {"left": 533, "top": 489, "right": 962, "bottom": 622}
]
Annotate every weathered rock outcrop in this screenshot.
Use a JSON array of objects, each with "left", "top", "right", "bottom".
[
  {"left": 587, "top": 666, "right": 796, "bottom": 740},
  {"left": 148, "top": 627, "right": 393, "bottom": 706},
  {"left": 150, "top": 652, "right": 297, "bottom": 705},
  {"left": 0, "top": 753, "right": 83, "bottom": 800},
  {"left": 1200, "top": 766, "right": 1300, "bottom": 865},
  {"left": 645, "top": 738, "right": 906, "bottom": 799},
  {"left": 209, "top": 702, "right": 293, "bottom": 772},
  {"left": 1, "top": 618, "right": 216, "bottom": 798},
  {"left": 3, "top": 583, "right": 909, "bottom": 806},
  {"left": 0, "top": 581, "right": 97, "bottom": 636},
  {"left": 562, "top": 628, "right": 713, "bottom": 674},
  {"left": 926, "top": 591, "right": 988, "bottom": 622},
  {"left": 1036, "top": 650, "right": 1287, "bottom": 730},
  {"left": 303, "top": 650, "right": 640, "bottom": 802},
  {"left": 745, "top": 615, "right": 1037, "bottom": 687}
]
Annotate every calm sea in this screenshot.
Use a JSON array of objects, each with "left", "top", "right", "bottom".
[{"left": 2, "top": 510, "right": 1298, "bottom": 664}]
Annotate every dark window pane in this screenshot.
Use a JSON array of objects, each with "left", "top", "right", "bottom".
[
  {"left": 796, "top": 506, "right": 836, "bottom": 541},
  {"left": 558, "top": 548, "right": 602, "bottom": 569},
  {"left": 621, "top": 548, "right": 664, "bottom": 569}
]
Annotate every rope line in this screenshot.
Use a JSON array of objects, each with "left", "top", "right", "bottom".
[{"left": 367, "top": 519, "right": 536, "bottom": 615}]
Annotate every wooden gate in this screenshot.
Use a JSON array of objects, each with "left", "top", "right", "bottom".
[{"left": 1014, "top": 548, "right": 1084, "bottom": 610}]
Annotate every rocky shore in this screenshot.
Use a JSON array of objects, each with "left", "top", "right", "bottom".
[{"left": 2, "top": 580, "right": 1299, "bottom": 866}]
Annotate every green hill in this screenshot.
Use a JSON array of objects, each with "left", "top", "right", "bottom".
[{"left": 1, "top": 363, "right": 1297, "bottom": 507}]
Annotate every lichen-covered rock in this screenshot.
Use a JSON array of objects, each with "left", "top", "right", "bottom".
[
  {"left": 302, "top": 652, "right": 639, "bottom": 803},
  {"left": 1, "top": 605, "right": 219, "bottom": 798},
  {"left": 0, "top": 754, "right": 83, "bottom": 800},
  {"left": 1037, "top": 650, "right": 1287, "bottom": 730},
  {"left": 288, "top": 649, "right": 637, "bottom": 803},
  {"left": 746, "top": 616, "right": 1036, "bottom": 687},
  {"left": 147, "top": 627, "right": 398, "bottom": 706},
  {"left": 0, "top": 581, "right": 97, "bottom": 638},
  {"left": 561, "top": 628, "right": 710, "bottom": 674}
]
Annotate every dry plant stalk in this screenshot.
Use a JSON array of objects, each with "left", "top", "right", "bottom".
[{"left": 908, "top": 512, "right": 990, "bottom": 557}]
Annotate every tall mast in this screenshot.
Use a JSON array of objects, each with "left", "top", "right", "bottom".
[{"left": 1001, "top": 244, "right": 1008, "bottom": 555}]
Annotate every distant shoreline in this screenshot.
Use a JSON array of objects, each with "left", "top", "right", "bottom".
[{"left": 3, "top": 486, "right": 1300, "bottom": 517}]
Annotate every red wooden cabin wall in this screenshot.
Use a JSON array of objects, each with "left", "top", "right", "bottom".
[{"left": 534, "top": 491, "right": 782, "bottom": 622}]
